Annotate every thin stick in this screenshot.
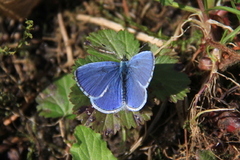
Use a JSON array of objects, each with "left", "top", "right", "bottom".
[
  {"left": 58, "top": 12, "right": 74, "bottom": 67},
  {"left": 217, "top": 72, "right": 240, "bottom": 87},
  {"left": 76, "top": 14, "right": 164, "bottom": 48}
]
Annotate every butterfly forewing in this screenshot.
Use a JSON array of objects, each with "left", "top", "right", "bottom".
[
  {"left": 125, "top": 51, "right": 155, "bottom": 110},
  {"left": 125, "top": 78, "right": 147, "bottom": 111},
  {"left": 127, "top": 51, "right": 155, "bottom": 87},
  {"left": 75, "top": 61, "right": 120, "bottom": 98}
]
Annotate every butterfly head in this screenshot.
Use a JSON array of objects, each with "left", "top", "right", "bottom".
[{"left": 121, "top": 55, "right": 129, "bottom": 61}]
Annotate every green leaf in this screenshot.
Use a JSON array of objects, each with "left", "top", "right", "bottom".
[
  {"left": 157, "top": 0, "right": 174, "bottom": 6},
  {"left": 207, "top": 6, "right": 240, "bottom": 16},
  {"left": 151, "top": 53, "right": 190, "bottom": 103},
  {"left": 71, "top": 30, "right": 190, "bottom": 135},
  {"left": 72, "top": 54, "right": 113, "bottom": 73},
  {"left": 197, "top": 150, "right": 216, "bottom": 160},
  {"left": 70, "top": 84, "right": 152, "bottom": 135},
  {"left": 70, "top": 125, "right": 117, "bottom": 160},
  {"left": 86, "top": 29, "right": 140, "bottom": 60},
  {"left": 69, "top": 85, "right": 90, "bottom": 112},
  {"left": 221, "top": 25, "right": 240, "bottom": 44},
  {"left": 36, "top": 74, "right": 75, "bottom": 119},
  {"left": 70, "top": 29, "right": 153, "bottom": 135},
  {"left": 156, "top": 0, "right": 199, "bottom": 13}
]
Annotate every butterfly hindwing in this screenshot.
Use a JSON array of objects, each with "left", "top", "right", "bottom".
[
  {"left": 125, "top": 78, "right": 147, "bottom": 111},
  {"left": 91, "top": 76, "right": 123, "bottom": 113}
]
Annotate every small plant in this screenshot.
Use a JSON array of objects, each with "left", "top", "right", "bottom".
[
  {"left": 0, "top": 20, "right": 34, "bottom": 55},
  {"left": 36, "top": 29, "right": 190, "bottom": 159}
]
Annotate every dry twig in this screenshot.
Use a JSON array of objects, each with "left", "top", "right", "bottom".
[{"left": 76, "top": 14, "right": 164, "bottom": 47}]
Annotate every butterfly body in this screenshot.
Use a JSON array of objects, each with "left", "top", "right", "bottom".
[
  {"left": 75, "top": 51, "right": 155, "bottom": 114},
  {"left": 120, "top": 60, "right": 128, "bottom": 105}
]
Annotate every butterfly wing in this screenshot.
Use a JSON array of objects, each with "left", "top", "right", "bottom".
[
  {"left": 91, "top": 76, "right": 123, "bottom": 113},
  {"left": 75, "top": 61, "right": 124, "bottom": 113},
  {"left": 125, "top": 51, "right": 155, "bottom": 111},
  {"left": 75, "top": 61, "right": 120, "bottom": 98},
  {"left": 75, "top": 51, "right": 154, "bottom": 113}
]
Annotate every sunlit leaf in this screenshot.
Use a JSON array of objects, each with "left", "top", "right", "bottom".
[
  {"left": 70, "top": 125, "right": 117, "bottom": 160},
  {"left": 36, "top": 74, "right": 75, "bottom": 119},
  {"left": 86, "top": 29, "right": 140, "bottom": 60}
]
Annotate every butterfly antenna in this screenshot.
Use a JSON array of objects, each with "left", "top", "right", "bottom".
[{"left": 139, "top": 43, "right": 148, "bottom": 51}]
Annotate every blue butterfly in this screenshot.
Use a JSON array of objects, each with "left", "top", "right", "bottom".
[{"left": 74, "top": 51, "right": 155, "bottom": 114}]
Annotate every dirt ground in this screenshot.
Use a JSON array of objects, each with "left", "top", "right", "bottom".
[{"left": 0, "top": 0, "right": 240, "bottom": 159}]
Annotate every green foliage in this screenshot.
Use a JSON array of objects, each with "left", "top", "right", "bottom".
[
  {"left": 197, "top": 150, "right": 216, "bottom": 160},
  {"left": 71, "top": 30, "right": 153, "bottom": 135},
  {"left": 0, "top": 19, "right": 34, "bottom": 56},
  {"left": 158, "top": 0, "right": 174, "bottom": 6},
  {"left": 156, "top": 0, "right": 199, "bottom": 13},
  {"left": 71, "top": 30, "right": 190, "bottom": 135},
  {"left": 207, "top": 6, "right": 240, "bottom": 16},
  {"left": 70, "top": 88, "right": 152, "bottom": 135},
  {"left": 221, "top": 25, "right": 240, "bottom": 44},
  {"left": 85, "top": 29, "right": 140, "bottom": 60},
  {"left": 70, "top": 125, "right": 117, "bottom": 160},
  {"left": 24, "top": 20, "right": 34, "bottom": 38},
  {"left": 230, "top": 1, "right": 240, "bottom": 20},
  {"left": 19, "top": 20, "right": 34, "bottom": 47},
  {"left": 0, "top": 46, "right": 16, "bottom": 55},
  {"left": 157, "top": 0, "right": 240, "bottom": 16},
  {"left": 172, "top": 30, "right": 203, "bottom": 53},
  {"left": 36, "top": 74, "right": 75, "bottom": 119},
  {"left": 151, "top": 49, "right": 190, "bottom": 102},
  {"left": 71, "top": 54, "right": 114, "bottom": 72}
]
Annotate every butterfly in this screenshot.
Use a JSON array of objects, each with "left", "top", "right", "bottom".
[{"left": 74, "top": 51, "right": 155, "bottom": 114}]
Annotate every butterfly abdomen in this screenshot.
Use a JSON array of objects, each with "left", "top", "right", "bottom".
[{"left": 120, "top": 60, "right": 129, "bottom": 105}]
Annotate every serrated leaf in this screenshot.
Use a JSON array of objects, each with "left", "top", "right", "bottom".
[
  {"left": 70, "top": 83, "right": 152, "bottom": 135},
  {"left": 69, "top": 85, "right": 90, "bottom": 111},
  {"left": 151, "top": 55, "right": 190, "bottom": 103},
  {"left": 70, "top": 30, "right": 153, "bottom": 135},
  {"left": 36, "top": 74, "right": 75, "bottom": 118},
  {"left": 70, "top": 125, "right": 117, "bottom": 160},
  {"left": 86, "top": 30, "right": 140, "bottom": 60},
  {"left": 72, "top": 54, "right": 112, "bottom": 73}
]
